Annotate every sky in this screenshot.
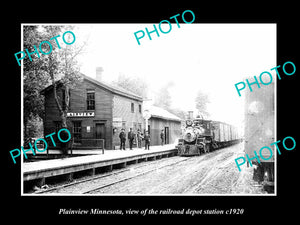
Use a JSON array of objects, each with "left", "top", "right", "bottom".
[{"left": 73, "top": 23, "right": 276, "bottom": 129}]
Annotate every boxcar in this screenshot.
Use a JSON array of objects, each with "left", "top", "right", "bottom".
[
  {"left": 177, "top": 118, "right": 241, "bottom": 156},
  {"left": 244, "top": 81, "right": 275, "bottom": 191},
  {"left": 212, "top": 121, "right": 240, "bottom": 148}
]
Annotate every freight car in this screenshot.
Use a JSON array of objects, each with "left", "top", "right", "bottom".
[
  {"left": 244, "top": 80, "right": 275, "bottom": 192},
  {"left": 176, "top": 116, "right": 241, "bottom": 156}
]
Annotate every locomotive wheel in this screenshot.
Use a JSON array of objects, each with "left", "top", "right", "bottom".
[
  {"left": 204, "top": 144, "right": 211, "bottom": 153},
  {"left": 197, "top": 147, "right": 201, "bottom": 155},
  {"left": 212, "top": 142, "right": 218, "bottom": 150}
]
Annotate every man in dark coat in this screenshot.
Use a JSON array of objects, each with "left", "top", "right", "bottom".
[
  {"left": 160, "top": 129, "right": 165, "bottom": 146},
  {"left": 137, "top": 129, "right": 142, "bottom": 148},
  {"left": 144, "top": 131, "right": 150, "bottom": 150},
  {"left": 128, "top": 128, "right": 135, "bottom": 150},
  {"left": 119, "top": 128, "right": 126, "bottom": 150}
]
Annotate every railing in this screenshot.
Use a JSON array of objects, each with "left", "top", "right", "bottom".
[
  {"left": 24, "top": 138, "right": 105, "bottom": 157},
  {"left": 70, "top": 138, "right": 105, "bottom": 155}
]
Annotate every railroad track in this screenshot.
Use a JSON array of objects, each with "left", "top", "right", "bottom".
[
  {"left": 82, "top": 157, "right": 193, "bottom": 194},
  {"left": 35, "top": 156, "right": 193, "bottom": 194}
]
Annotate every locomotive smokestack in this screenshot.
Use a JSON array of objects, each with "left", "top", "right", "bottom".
[{"left": 188, "top": 111, "right": 194, "bottom": 120}]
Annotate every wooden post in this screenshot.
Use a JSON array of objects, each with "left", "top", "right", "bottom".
[
  {"left": 36, "top": 177, "right": 45, "bottom": 187},
  {"left": 102, "top": 139, "right": 105, "bottom": 154}
]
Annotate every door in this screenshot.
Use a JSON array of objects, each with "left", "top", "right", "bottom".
[
  {"left": 96, "top": 123, "right": 105, "bottom": 139},
  {"left": 95, "top": 123, "right": 105, "bottom": 148},
  {"left": 165, "top": 127, "right": 169, "bottom": 144}
]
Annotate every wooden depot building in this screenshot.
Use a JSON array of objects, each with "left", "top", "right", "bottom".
[
  {"left": 41, "top": 69, "right": 144, "bottom": 150},
  {"left": 147, "top": 105, "right": 182, "bottom": 145}
]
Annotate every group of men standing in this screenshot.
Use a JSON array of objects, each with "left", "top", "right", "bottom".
[
  {"left": 119, "top": 128, "right": 150, "bottom": 150},
  {"left": 119, "top": 128, "right": 165, "bottom": 150}
]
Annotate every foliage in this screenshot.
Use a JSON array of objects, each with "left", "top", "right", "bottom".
[
  {"left": 153, "top": 82, "right": 174, "bottom": 111},
  {"left": 111, "top": 73, "right": 149, "bottom": 98},
  {"left": 168, "top": 107, "right": 187, "bottom": 120},
  {"left": 23, "top": 25, "right": 85, "bottom": 138},
  {"left": 25, "top": 114, "right": 43, "bottom": 138},
  {"left": 195, "top": 90, "right": 210, "bottom": 118},
  {"left": 23, "top": 26, "right": 50, "bottom": 137}
]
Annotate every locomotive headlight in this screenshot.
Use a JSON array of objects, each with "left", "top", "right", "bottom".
[
  {"left": 186, "top": 120, "right": 193, "bottom": 126},
  {"left": 184, "top": 127, "right": 196, "bottom": 142}
]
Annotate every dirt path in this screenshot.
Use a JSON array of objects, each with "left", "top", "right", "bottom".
[{"left": 89, "top": 142, "right": 266, "bottom": 195}]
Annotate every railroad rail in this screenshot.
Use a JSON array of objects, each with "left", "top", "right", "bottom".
[
  {"left": 82, "top": 157, "right": 192, "bottom": 194},
  {"left": 24, "top": 146, "right": 178, "bottom": 193},
  {"left": 35, "top": 156, "right": 192, "bottom": 194}
]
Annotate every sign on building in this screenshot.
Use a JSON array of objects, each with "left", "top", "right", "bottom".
[
  {"left": 67, "top": 112, "right": 95, "bottom": 117},
  {"left": 113, "top": 117, "right": 123, "bottom": 127}
]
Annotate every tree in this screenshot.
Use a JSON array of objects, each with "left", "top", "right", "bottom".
[
  {"left": 168, "top": 107, "right": 187, "bottom": 120},
  {"left": 195, "top": 90, "right": 210, "bottom": 118},
  {"left": 111, "top": 73, "right": 149, "bottom": 98},
  {"left": 23, "top": 25, "right": 85, "bottom": 145},
  {"left": 153, "top": 82, "right": 174, "bottom": 111},
  {"left": 23, "top": 26, "right": 50, "bottom": 138},
  {"left": 42, "top": 25, "right": 82, "bottom": 129}
]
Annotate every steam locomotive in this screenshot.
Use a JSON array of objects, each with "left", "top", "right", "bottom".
[{"left": 176, "top": 116, "right": 241, "bottom": 156}]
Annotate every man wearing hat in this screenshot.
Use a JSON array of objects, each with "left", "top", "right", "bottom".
[
  {"left": 128, "top": 128, "right": 135, "bottom": 150},
  {"left": 119, "top": 128, "right": 126, "bottom": 150}
]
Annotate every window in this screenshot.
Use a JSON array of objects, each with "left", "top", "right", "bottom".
[
  {"left": 73, "top": 121, "right": 82, "bottom": 143},
  {"left": 131, "top": 103, "right": 134, "bottom": 113},
  {"left": 86, "top": 90, "right": 95, "bottom": 110},
  {"left": 139, "top": 104, "right": 142, "bottom": 113}
]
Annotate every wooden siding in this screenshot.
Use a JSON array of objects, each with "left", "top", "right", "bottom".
[
  {"left": 43, "top": 77, "right": 146, "bottom": 150},
  {"left": 43, "top": 79, "right": 113, "bottom": 149},
  {"left": 148, "top": 118, "right": 181, "bottom": 146},
  {"left": 112, "top": 94, "right": 144, "bottom": 149}
]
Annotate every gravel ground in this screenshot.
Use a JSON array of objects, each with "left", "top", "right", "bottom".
[
  {"left": 42, "top": 142, "right": 267, "bottom": 195},
  {"left": 42, "top": 156, "right": 190, "bottom": 194}
]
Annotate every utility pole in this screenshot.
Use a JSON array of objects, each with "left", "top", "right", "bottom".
[{"left": 142, "top": 98, "right": 152, "bottom": 132}]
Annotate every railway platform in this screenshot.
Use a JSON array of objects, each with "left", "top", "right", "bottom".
[{"left": 23, "top": 144, "right": 177, "bottom": 191}]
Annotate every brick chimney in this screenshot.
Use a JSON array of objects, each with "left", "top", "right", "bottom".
[{"left": 96, "top": 67, "right": 104, "bottom": 81}]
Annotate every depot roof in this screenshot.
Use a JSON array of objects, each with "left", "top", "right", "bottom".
[
  {"left": 41, "top": 73, "right": 143, "bottom": 102},
  {"left": 148, "top": 105, "right": 182, "bottom": 122},
  {"left": 83, "top": 74, "right": 143, "bottom": 101}
]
